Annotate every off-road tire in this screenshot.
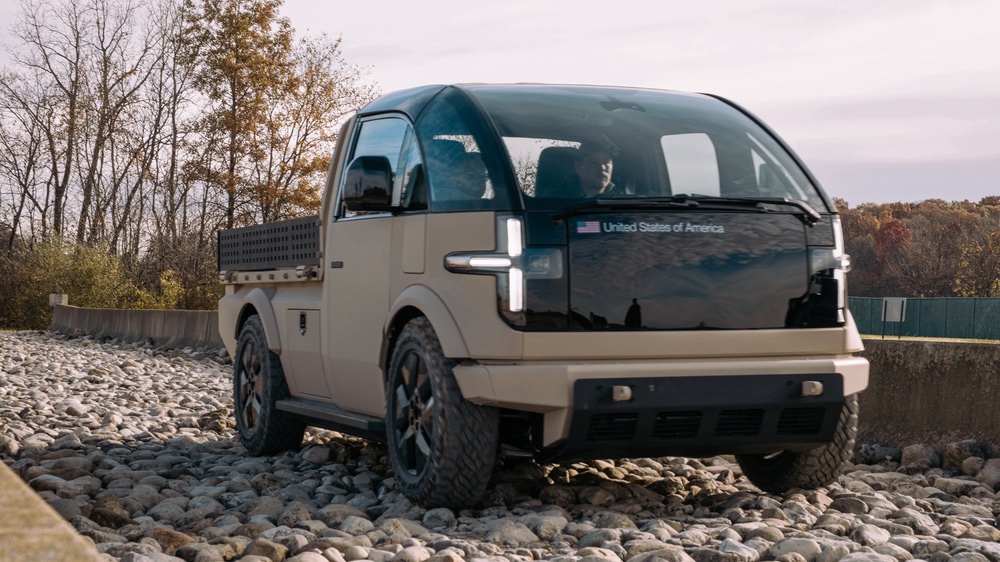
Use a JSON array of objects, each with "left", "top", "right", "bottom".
[
  {"left": 233, "top": 315, "right": 306, "bottom": 455},
  {"left": 736, "top": 394, "right": 859, "bottom": 493},
  {"left": 386, "top": 317, "right": 499, "bottom": 509}
]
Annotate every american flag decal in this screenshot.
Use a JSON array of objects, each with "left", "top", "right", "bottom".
[{"left": 576, "top": 221, "right": 601, "bottom": 234}]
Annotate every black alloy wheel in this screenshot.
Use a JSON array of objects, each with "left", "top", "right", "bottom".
[
  {"left": 385, "top": 317, "right": 499, "bottom": 508},
  {"left": 391, "top": 347, "right": 435, "bottom": 477},
  {"left": 232, "top": 315, "right": 305, "bottom": 455}
]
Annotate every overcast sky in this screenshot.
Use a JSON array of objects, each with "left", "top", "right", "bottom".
[
  {"left": 1, "top": 0, "right": 996, "bottom": 206},
  {"left": 279, "top": 0, "right": 999, "bottom": 206}
]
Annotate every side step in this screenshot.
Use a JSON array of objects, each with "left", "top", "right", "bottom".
[{"left": 276, "top": 398, "right": 386, "bottom": 441}]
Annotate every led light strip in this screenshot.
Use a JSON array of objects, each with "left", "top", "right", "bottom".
[{"left": 444, "top": 217, "right": 526, "bottom": 312}]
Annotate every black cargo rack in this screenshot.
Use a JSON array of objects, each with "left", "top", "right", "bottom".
[{"left": 217, "top": 215, "right": 320, "bottom": 272}]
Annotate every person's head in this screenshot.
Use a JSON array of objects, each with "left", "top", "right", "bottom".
[{"left": 574, "top": 142, "right": 614, "bottom": 196}]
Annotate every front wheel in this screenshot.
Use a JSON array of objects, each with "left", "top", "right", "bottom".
[
  {"left": 233, "top": 315, "right": 306, "bottom": 456},
  {"left": 385, "top": 317, "right": 499, "bottom": 509},
  {"left": 736, "top": 394, "right": 859, "bottom": 493}
]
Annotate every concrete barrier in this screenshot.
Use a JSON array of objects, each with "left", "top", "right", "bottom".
[
  {"left": 48, "top": 304, "right": 222, "bottom": 350},
  {"left": 858, "top": 338, "right": 1000, "bottom": 449}
]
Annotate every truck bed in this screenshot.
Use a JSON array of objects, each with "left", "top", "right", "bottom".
[{"left": 217, "top": 215, "right": 321, "bottom": 272}]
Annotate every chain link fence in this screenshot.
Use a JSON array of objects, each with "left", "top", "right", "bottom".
[{"left": 849, "top": 296, "right": 1000, "bottom": 340}]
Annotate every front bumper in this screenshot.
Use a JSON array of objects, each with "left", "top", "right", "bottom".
[{"left": 453, "top": 355, "right": 868, "bottom": 455}]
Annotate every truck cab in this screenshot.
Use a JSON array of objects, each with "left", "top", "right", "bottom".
[{"left": 218, "top": 84, "right": 868, "bottom": 509}]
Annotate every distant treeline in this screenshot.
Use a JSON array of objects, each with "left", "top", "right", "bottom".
[{"left": 837, "top": 197, "right": 1000, "bottom": 298}]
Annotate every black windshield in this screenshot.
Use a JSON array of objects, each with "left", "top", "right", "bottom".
[{"left": 465, "top": 85, "right": 830, "bottom": 214}]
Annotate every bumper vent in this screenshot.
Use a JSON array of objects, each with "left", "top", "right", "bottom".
[
  {"left": 652, "top": 411, "right": 702, "bottom": 439},
  {"left": 587, "top": 413, "right": 637, "bottom": 441},
  {"left": 715, "top": 409, "right": 765, "bottom": 437},
  {"left": 586, "top": 408, "right": 827, "bottom": 442},
  {"left": 557, "top": 375, "right": 845, "bottom": 461},
  {"left": 777, "top": 407, "right": 826, "bottom": 435}
]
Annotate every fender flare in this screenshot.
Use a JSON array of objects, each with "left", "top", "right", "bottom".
[
  {"left": 387, "top": 284, "right": 469, "bottom": 359},
  {"left": 240, "top": 287, "right": 282, "bottom": 355}
]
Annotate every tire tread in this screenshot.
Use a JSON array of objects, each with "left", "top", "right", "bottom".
[
  {"left": 736, "top": 394, "right": 858, "bottom": 493},
  {"left": 387, "top": 317, "right": 499, "bottom": 508},
  {"left": 234, "top": 315, "right": 306, "bottom": 456}
]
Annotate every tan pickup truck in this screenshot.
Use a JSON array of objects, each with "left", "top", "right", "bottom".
[{"left": 217, "top": 84, "right": 869, "bottom": 508}]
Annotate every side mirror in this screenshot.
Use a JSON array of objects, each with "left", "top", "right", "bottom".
[{"left": 342, "top": 155, "right": 393, "bottom": 213}]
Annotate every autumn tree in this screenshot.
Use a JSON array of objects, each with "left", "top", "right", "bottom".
[
  {"left": 873, "top": 217, "right": 911, "bottom": 269},
  {"left": 955, "top": 229, "right": 1000, "bottom": 297},
  {"left": 72, "top": 0, "right": 164, "bottom": 246},
  {"left": 892, "top": 208, "right": 980, "bottom": 297},
  {"left": 837, "top": 202, "right": 881, "bottom": 295},
  {"left": 0, "top": 68, "right": 51, "bottom": 249},
  {"left": 838, "top": 200, "right": 1000, "bottom": 298},
  {"left": 179, "top": 0, "right": 376, "bottom": 228},
  {"left": 246, "top": 33, "right": 376, "bottom": 222},
  {"left": 2, "top": 0, "right": 173, "bottom": 255},
  {"left": 0, "top": 0, "right": 378, "bottom": 324},
  {"left": 6, "top": 0, "right": 90, "bottom": 239},
  {"left": 179, "top": 0, "right": 293, "bottom": 229}
]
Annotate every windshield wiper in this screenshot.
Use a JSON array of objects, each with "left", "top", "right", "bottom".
[
  {"left": 687, "top": 196, "right": 822, "bottom": 224},
  {"left": 551, "top": 195, "right": 821, "bottom": 225},
  {"left": 551, "top": 196, "right": 699, "bottom": 221}
]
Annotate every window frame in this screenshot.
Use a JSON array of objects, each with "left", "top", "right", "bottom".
[{"left": 335, "top": 114, "right": 414, "bottom": 220}]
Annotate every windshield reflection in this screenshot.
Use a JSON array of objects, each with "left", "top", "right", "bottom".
[
  {"left": 566, "top": 212, "right": 808, "bottom": 330},
  {"left": 466, "top": 85, "right": 828, "bottom": 213}
]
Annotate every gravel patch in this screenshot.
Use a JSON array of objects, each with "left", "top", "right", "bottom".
[{"left": 2, "top": 330, "right": 1000, "bottom": 562}]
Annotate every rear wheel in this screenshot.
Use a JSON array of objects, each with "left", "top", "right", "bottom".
[
  {"left": 736, "top": 394, "right": 858, "bottom": 493},
  {"left": 385, "top": 317, "right": 499, "bottom": 508},
  {"left": 233, "top": 315, "right": 305, "bottom": 455}
]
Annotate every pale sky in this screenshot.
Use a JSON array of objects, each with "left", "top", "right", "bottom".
[
  {"left": 280, "top": 0, "right": 1000, "bottom": 207},
  {"left": 1, "top": 0, "right": 997, "bottom": 206}
]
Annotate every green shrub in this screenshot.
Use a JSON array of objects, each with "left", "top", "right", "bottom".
[{"left": 0, "top": 238, "right": 202, "bottom": 329}]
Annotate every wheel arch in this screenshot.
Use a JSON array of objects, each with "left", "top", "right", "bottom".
[
  {"left": 381, "top": 284, "right": 469, "bottom": 374},
  {"left": 236, "top": 287, "right": 282, "bottom": 355}
]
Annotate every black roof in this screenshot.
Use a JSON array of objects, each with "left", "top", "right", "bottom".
[{"left": 357, "top": 83, "right": 715, "bottom": 122}]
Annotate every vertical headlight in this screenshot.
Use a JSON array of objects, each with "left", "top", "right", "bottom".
[
  {"left": 445, "top": 215, "right": 563, "bottom": 318},
  {"left": 808, "top": 215, "right": 851, "bottom": 323}
]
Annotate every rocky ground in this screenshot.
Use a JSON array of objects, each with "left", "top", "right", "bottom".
[{"left": 2, "top": 330, "right": 1000, "bottom": 562}]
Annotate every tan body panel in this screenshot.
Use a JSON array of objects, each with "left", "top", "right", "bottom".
[
  {"left": 219, "top": 286, "right": 280, "bottom": 356},
  {"left": 518, "top": 313, "right": 865, "bottom": 360},
  {"left": 322, "top": 216, "right": 394, "bottom": 417},
  {"left": 220, "top": 282, "right": 329, "bottom": 397},
  {"left": 408, "top": 212, "right": 524, "bottom": 359}
]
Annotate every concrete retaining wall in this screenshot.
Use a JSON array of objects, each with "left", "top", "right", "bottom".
[
  {"left": 49, "top": 304, "right": 222, "bottom": 350},
  {"left": 46, "top": 306, "right": 1000, "bottom": 448},
  {"left": 858, "top": 338, "right": 1000, "bottom": 449}
]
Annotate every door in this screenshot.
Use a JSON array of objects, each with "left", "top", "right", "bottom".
[{"left": 322, "top": 116, "right": 418, "bottom": 417}]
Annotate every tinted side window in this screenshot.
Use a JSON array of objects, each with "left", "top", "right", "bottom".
[
  {"left": 659, "top": 131, "right": 820, "bottom": 204},
  {"left": 660, "top": 133, "right": 720, "bottom": 197},
  {"left": 397, "top": 129, "right": 428, "bottom": 211},
  {"left": 415, "top": 92, "right": 512, "bottom": 212},
  {"left": 340, "top": 117, "right": 410, "bottom": 217}
]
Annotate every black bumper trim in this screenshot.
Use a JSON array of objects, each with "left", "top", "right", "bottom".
[{"left": 540, "top": 373, "right": 844, "bottom": 461}]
